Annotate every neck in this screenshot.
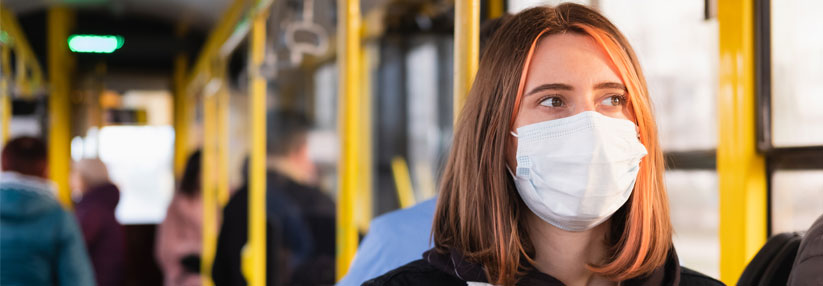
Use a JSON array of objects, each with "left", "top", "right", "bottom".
[
  {"left": 267, "top": 156, "right": 308, "bottom": 185},
  {"left": 527, "top": 212, "right": 615, "bottom": 286}
]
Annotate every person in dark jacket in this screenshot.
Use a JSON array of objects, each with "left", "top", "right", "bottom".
[
  {"left": 788, "top": 213, "right": 823, "bottom": 285},
  {"left": 71, "top": 158, "right": 126, "bottom": 286},
  {"left": 213, "top": 110, "right": 335, "bottom": 286},
  {"left": 366, "top": 4, "right": 721, "bottom": 286},
  {"left": 0, "top": 136, "right": 95, "bottom": 286}
]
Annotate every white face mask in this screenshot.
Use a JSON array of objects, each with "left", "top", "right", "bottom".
[{"left": 509, "top": 111, "right": 647, "bottom": 232}]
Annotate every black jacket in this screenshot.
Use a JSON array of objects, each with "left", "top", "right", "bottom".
[
  {"left": 364, "top": 248, "right": 724, "bottom": 286},
  {"left": 212, "top": 171, "right": 335, "bottom": 286}
]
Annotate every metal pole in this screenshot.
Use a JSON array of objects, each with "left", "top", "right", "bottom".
[
  {"left": 47, "top": 7, "right": 74, "bottom": 208},
  {"left": 355, "top": 45, "right": 373, "bottom": 233},
  {"left": 173, "top": 54, "right": 191, "bottom": 178},
  {"left": 201, "top": 74, "right": 218, "bottom": 286},
  {"left": 1, "top": 45, "right": 10, "bottom": 145},
  {"left": 453, "top": 0, "right": 479, "bottom": 124},
  {"left": 217, "top": 74, "right": 231, "bottom": 207},
  {"left": 336, "top": 0, "right": 362, "bottom": 279},
  {"left": 488, "top": 0, "right": 504, "bottom": 19},
  {"left": 247, "top": 6, "right": 268, "bottom": 286},
  {"left": 717, "top": 0, "right": 767, "bottom": 283}
]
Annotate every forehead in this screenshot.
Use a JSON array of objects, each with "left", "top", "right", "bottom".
[{"left": 526, "top": 33, "right": 622, "bottom": 85}]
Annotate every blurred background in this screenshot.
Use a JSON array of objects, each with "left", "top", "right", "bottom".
[{"left": 1, "top": 0, "right": 821, "bottom": 285}]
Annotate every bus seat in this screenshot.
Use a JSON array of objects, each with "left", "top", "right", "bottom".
[{"left": 737, "top": 232, "right": 802, "bottom": 286}]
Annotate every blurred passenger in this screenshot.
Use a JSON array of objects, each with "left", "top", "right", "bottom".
[
  {"left": 788, "top": 213, "right": 823, "bottom": 285},
  {"left": 213, "top": 110, "right": 335, "bottom": 286},
  {"left": 156, "top": 150, "right": 205, "bottom": 286},
  {"left": 366, "top": 4, "right": 722, "bottom": 286},
  {"left": 71, "top": 158, "right": 125, "bottom": 286},
  {"left": 338, "top": 14, "right": 511, "bottom": 286},
  {"left": 337, "top": 199, "right": 436, "bottom": 286},
  {"left": 0, "top": 136, "right": 95, "bottom": 285}
]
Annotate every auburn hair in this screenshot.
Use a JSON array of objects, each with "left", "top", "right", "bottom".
[{"left": 432, "top": 3, "right": 672, "bottom": 285}]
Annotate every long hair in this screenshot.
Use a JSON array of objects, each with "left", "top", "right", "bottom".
[{"left": 432, "top": 4, "right": 672, "bottom": 285}]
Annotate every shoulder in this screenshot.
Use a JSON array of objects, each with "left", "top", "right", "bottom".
[
  {"left": 363, "top": 259, "right": 465, "bottom": 286},
  {"left": 679, "top": 267, "right": 725, "bottom": 286}
]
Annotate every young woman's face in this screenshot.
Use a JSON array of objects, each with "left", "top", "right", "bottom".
[{"left": 507, "top": 33, "right": 634, "bottom": 168}]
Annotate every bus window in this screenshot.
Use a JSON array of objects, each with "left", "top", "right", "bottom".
[
  {"left": 666, "top": 171, "right": 719, "bottom": 278},
  {"left": 771, "top": 171, "right": 823, "bottom": 233},
  {"left": 771, "top": 0, "right": 823, "bottom": 147},
  {"left": 600, "top": 0, "right": 720, "bottom": 278}
]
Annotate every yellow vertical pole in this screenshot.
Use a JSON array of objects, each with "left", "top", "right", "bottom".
[
  {"left": 1, "top": 91, "right": 8, "bottom": 145},
  {"left": 201, "top": 77, "right": 218, "bottom": 286},
  {"left": 173, "top": 54, "right": 191, "bottom": 178},
  {"left": 354, "top": 44, "right": 373, "bottom": 233},
  {"left": 488, "top": 0, "right": 504, "bottom": 20},
  {"left": 337, "top": 0, "right": 362, "bottom": 280},
  {"left": 47, "top": 7, "right": 74, "bottom": 208},
  {"left": 217, "top": 69, "right": 231, "bottom": 207},
  {"left": 453, "top": 0, "right": 479, "bottom": 124},
  {"left": 246, "top": 6, "right": 268, "bottom": 286},
  {"left": 717, "top": 0, "right": 767, "bottom": 284},
  {"left": 1, "top": 45, "right": 10, "bottom": 145}
]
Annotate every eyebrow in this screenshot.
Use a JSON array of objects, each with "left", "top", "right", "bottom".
[
  {"left": 594, "top": 82, "right": 627, "bottom": 91},
  {"left": 525, "top": 82, "right": 627, "bottom": 96},
  {"left": 525, "top": 83, "right": 573, "bottom": 96}
]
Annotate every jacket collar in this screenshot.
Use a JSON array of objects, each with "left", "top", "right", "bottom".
[
  {"left": 0, "top": 171, "right": 56, "bottom": 198},
  {"left": 423, "top": 247, "right": 681, "bottom": 286}
]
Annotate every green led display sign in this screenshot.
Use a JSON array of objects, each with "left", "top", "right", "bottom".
[{"left": 67, "top": 34, "right": 124, "bottom": 53}]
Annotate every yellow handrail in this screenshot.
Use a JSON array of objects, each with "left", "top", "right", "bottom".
[
  {"left": 1, "top": 45, "right": 10, "bottom": 145},
  {"left": 717, "top": 0, "right": 767, "bottom": 284},
  {"left": 0, "top": 4, "right": 44, "bottom": 95},
  {"left": 336, "top": 0, "right": 363, "bottom": 280},
  {"left": 201, "top": 78, "right": 219, "bottom": 286},
  {"left": 488, "top": 0, "right": 504, "bottom": 19},
  {"left": 47, "top": 7, "right": 74, "bottom": 208},
  {"left": 186, "top": 0, "right": 247, "bottom": 90},
  {"left": 453, "top": 0, "right": 479, "bottom": 124},
  {"left": 355, "top": 44, "right": 374, "bottom": 233},
  {"left": 245, "top": 4, "right": 268, "bottom": 285},
  {"left": 173, "top": 54, "right": 191, "bottom": 178},
  {"left": 390, "top": 157, "right": 415, "bottom": 209}
]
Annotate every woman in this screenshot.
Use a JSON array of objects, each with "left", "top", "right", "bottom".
[
  {"left": 366, "top": 4, "right": 723, "bottom": 286},
  {"left": 71, "top": 158, "right": 125, "bottom": 286},
  {"left": 155, "top": 150, "right": 205, "bottom": 286}
]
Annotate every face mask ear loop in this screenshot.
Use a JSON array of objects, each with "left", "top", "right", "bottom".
[{"left": 510, "top": 131, "right": 519, "bottom": 138}]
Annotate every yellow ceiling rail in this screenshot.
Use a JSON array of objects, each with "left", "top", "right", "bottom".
[
  {"left": 47, "top": 7, "right": 74, "bottom": 208},
  {"left": 0, "top": 4, "right": 44, "bottom": 95},
  {"left": 453, "top": 0, "right": 479, "bottom": 124},
  {"left": 717, "top": 0, "right": 767, "bottom": 284},
  {"left": 336, "top": 0, "right": 363, "bottom": 280},
  {"left": 186, "top": 0, "right": 248, "bottom": 90}
]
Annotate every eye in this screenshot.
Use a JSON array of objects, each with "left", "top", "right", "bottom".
[
  {"left": 602, "top": 94, "right": 626, "bottom": 107},
  {"left": 539, "top": 96, "right": 564, "bottom": 108}
]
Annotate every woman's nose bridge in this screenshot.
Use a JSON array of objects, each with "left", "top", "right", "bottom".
[{"left": 571, "top": 90, "right": 597, "bottom": 113}]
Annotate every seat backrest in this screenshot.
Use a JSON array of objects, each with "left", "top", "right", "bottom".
[{"left": 737, "top": 232, "right": 803, "bottom": 286}]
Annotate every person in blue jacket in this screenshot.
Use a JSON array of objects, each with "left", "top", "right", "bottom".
[
  {"left": 337, "top": 198, "right": 437, "bottom": 286},
  {"left": 0, "top": 136, "right": 95, "bottom": 286}
]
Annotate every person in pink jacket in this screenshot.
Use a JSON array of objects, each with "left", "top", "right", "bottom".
[{"left": 155, "top": 150, "right": 204, "bottom": 286}]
